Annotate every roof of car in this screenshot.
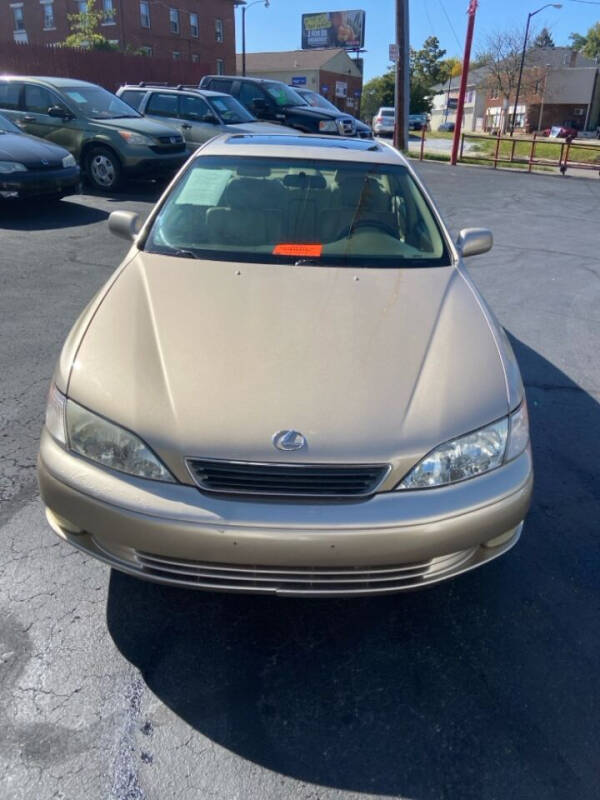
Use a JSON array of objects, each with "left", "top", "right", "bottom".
[
  {"left": 119, "top": 85, "right": 226, "bottom": 98},
  {"left": 197, "top": 133, "right": 406, "bottom": 166},
  {"left": 0, "top": 76, "right": 98, "bottom": 88},
  {"left": 202, "top": 75, "right": 280, "bottom": 85}
]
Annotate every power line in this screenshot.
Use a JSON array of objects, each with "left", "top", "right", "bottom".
[
  {"left": 436, "top": 0, "right": 463, "bottom": 52},
  {"left": 566, "top": 0, "right": 600, "bottom": 5}
]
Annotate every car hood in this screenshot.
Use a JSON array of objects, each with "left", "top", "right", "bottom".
[
  {"left": 68, "top": 254, "right": 511, "bottom": 482},
  {"left": 287, "top": 105, "right": 350, "bottom": 121},
  {"left": 90, "top": 116, "right": 183, "bottom": 137},
  {"left": 0, "top": 132, "right": 70, "bottom": 165}
]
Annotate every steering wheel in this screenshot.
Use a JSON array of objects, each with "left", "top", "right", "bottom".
[{"left": 339, "top": 218, "right": 399, "bottom": 239}]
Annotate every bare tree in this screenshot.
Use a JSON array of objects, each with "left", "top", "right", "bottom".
[{"left": 475, "top": 27, "right": 542, "bottom": 132}]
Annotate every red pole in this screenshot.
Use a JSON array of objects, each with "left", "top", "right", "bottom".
[{"left": 450, "top": 0, "right": 478, "bottom": 166}]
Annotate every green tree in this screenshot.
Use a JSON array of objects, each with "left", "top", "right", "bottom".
[
  {"left": 568, "top": 23, "right": 600, "bottom": 59},
  {"left": 532, "top": 27, "right": 555, "bottom": 48},
  {"left": 582, "top": 22, "right": 600, "bottom": 59},
  {"left": 64, "top": 0, "right": 116, "bottom": 50},
  {"left": 362, "top": 69, "right": 395, "bottom": 120},
  {"left": 411, "top": 36, "right": 448, "bottom": 86},
  {"left": 568, "top": 31, "right": 588, "bottom": 51}
]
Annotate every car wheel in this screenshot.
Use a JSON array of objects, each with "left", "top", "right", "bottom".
[{"left": 85, "top": 146, "right": 122, "bottom": 192}]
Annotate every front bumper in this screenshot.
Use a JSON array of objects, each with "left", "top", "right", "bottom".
[
  {"left": 0, "top": 166, "right": 80, "bottom": 198},
  {"left": 38, "top": 430, "right": 533, "bottom": 596},
  {"left": 121, "top": 151, "right": 187, "bottom": 178}
]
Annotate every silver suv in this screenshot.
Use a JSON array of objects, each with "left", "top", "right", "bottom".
[{"left": 117, "top": 84, "right": 289, "bottom": 150}]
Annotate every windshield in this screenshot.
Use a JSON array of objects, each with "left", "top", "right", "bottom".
[
  {"left": 207, "top": 94, "right": 255, "bottom": 124},
  {"left": 298, "top": 90, "right": 339, "bottom": 113},
  {"left": 62, "top": 86, "right": 141, "bottom": 119},
  {"left": 0, "top": 113, "right": 20, "bottom": 134},
  {"left": 144, "top": 156, "right": 450, "bottom": 268},
  {"left": 264, "top": 83, "right": 307, "bottom": 108}
]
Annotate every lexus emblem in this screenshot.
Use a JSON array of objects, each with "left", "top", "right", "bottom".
[
  {"left": 273, "top": 430, "right": 306, "bottom": 451},
  {"left": 41, "top": 159, "right": 49, "bottom": 165}
]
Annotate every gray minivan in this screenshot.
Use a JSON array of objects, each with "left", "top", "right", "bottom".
[
  {"left": 117, "top": 84, "right": 290, "bottom": 149},
  {"left": 0, "top": 76, "right": 188, "bottom": 190}
]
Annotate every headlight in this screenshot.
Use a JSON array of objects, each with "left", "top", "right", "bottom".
[
  {"left": 0, "top": 161, "right": 27, "bottom": 174},
  {"left": 318, "top": 120, "right": 338, "bottom": 132},
  {"left": 117, "top": 130, "right": 153, "bottom": 146},
  {"left": 397, "top": 404, "right": 529, "bottom": 490},
  {"left": 44, "top": 385, "right": 174, "bottom": 481},
  {"left": 62, "top": 154, "right": 77, "bottom": 168}
]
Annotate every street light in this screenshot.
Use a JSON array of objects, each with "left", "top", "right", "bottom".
[
  {"left": 510, "top": 3, "right": 561, "bottom": 134},
  {"left": 240, "top": 0, "right": 270, "bottom": 77}
]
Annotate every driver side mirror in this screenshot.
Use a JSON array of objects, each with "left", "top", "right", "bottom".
[
  {"left": 48, "top": 105, "right": 73, "bottom": 120},
  {"left": 456, "top": 228, "right": 493, "bottom": 258},
  {"left": 108, "top": 210, "right": 141, "bottom": 242}
]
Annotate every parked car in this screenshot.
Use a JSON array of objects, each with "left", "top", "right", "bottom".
[
  {"left": 543, "top": 123, "right": 578, "bottom": 139},
  {"left": 117, "top": 84, "right": 291, "bottom": 149},
  {"left": 199, "top": 75, "right": 359, "bottom": 136},
  {"left": 372, "top": 107, "right": 395, "bottom": 137},
  {"left": 0, "top": 112, "right": 79, "bottom": 200},
  {"left": 38, "top": 132, "right": 532, "bottom": 596},
  {"left": 408, "top": 113, "right": 428, "bottom": 131},
  {"left": 290, "top": 86, "right": 373, "bottom": 138},
  {"left": 0, "top": 77, "right": 188, "bottom": 191},
  {"left": 438, "top": 121, "right": 455, "bottom": 132}
]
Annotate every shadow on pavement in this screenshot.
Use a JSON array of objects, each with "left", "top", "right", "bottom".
[
  {"left": 106, "top": 334, "right": 599, "bottom": 800},
  {"left": 0, "top": 195, "right": 109, "bottom": 231}
]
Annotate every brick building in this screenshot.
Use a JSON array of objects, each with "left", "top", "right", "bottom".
[
  {"left": 235, "top": 49, "right": 364, "bottom": 116},
  {"left": 2, "top": 0, "right": 238, "bottom": 72}
]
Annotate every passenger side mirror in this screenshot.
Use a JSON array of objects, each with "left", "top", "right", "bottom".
[
  {"left": 456, "top": 228, "right": 493, "bottom": 258},
  {"left": 108, "top": 210, "right": 141, "bottom": 242},
  {"left": 48, "top": 105, "right": 73, "bottom": 120},
  {"left": 202, "top": 113, "right": 219, "bottom": 124}
]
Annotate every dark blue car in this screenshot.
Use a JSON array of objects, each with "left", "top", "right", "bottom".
[{"left": 0, "top": 112, "right": 80, "bottom": 201}]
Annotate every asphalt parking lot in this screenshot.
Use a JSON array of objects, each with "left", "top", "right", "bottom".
[{"left": 1, "top": 163, "right": 598, "bottom": 800}]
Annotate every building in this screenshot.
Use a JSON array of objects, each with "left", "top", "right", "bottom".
[
  {"left": 430, "top": 67, "right": 488, "bottom": 132},
  {"left": 1, "top": 0, "right": 238, "bottom": 71},
  {"left": 235, "top": 49, "right": 363, "bottom": 115},
  {"left": 487, "top": 48, "right": 600, "bottom": 133},
  {"left": 431, "top": 48, "right": 600, "bottom": 134}
]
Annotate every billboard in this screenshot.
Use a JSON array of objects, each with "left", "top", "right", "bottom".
[{"left": 301, "top": 10, "right": 365, "bottom": 50}]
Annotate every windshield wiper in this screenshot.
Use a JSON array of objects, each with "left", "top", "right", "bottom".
[{"left": 173, "top": 248, "right": 198, "bottom": 259}]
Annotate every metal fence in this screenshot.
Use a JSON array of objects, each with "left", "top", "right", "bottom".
[
  {"left": 0, "top": 40, "right": 210, "bottom": 94},
  {"left": 459, "top": 132, "right": 600, "bottom": 177}
]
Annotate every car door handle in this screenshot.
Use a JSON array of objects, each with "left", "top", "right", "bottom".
[
  {"left": 17, "top": 115, "right": 36, "bottom": 125},
  {"left": 181, "top": 123, "right": 192, "bottom": 130}
]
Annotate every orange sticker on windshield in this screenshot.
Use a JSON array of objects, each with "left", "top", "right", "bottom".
[{"left": 273, "top": 243, "right": 323, "bottom": 257}]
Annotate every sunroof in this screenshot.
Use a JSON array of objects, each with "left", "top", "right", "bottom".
[{"left": 225, "top": 134, "right": 381, "bottom": 151}]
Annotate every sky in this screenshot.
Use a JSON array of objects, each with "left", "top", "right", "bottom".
[{"left": 235, "top": 0, "right": 600, "bottom": 82}]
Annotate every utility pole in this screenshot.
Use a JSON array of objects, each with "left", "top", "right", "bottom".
[
  {"left": 450, "top": 0, "right": 478, "bottom": 166},
  {"left": 393, "top": 0, "right": 409, "bottom": 151}
]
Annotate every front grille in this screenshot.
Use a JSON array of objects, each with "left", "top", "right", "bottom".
[
  {"left": 156, "top": 134, "right": 183, "bottom": 144},
  {"left": 186, "top": 459, "right": 390, "bottom": 497},
  {"left": 132, "top": 548, "right": 477, "bottom": 595}
]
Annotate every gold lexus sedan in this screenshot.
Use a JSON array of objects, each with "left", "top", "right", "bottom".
[{"left": 38, "top": 134, "right": 533, "bottom": 596}]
